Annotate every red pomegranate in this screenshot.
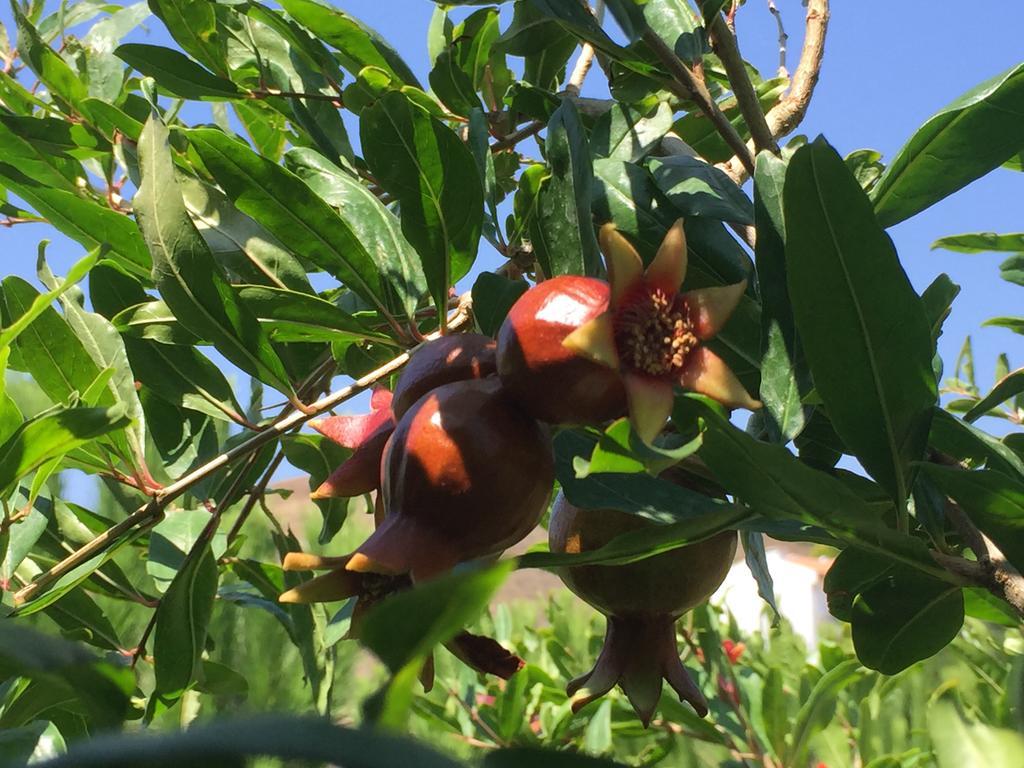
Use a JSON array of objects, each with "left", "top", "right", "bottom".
[
  {"left": 346, "top": 377, "right": 554, "bottom": 581},
  {"left": 391, "top": 332, "right": 496, "bottom": 419},
  {"left": 549, "top": 491, "right": 737, "bottom": 726},
  {"left": 496, "top": 276, "right": 627, "bottom": 426},
  {"left": 311, "top": 333, "right": 498, "bottom": 499}
]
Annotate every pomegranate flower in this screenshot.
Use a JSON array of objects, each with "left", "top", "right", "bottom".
[{"left": 563, "top": 219, "right": 760, "bottom": 443}]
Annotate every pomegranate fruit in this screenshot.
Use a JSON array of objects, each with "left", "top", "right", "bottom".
[
  {"left": 311, "top": 333, "right": 498, "bottom": 499},
  {"left": 391, "top": 332, "right": 497, "bottom": 419},
  {"left": 346, "top": 377, "right": 554, "bottom": 581},
  {"left": 496, "top": 275, "right": 627, "bottom": 425},
  {"left": 548, "top": 491, "right": 737, "bottom": 725}
]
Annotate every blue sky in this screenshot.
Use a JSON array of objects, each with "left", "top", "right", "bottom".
[{"left": 1, "top": 1, "right": 1022, "bottom": 501}]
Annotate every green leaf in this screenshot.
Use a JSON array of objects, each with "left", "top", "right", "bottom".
[
  {"left": 574, "top": 417, "right": 702, "bottom": 477},
  {"left": 360, "top": 561, "right": 513, "bottom": 672},
  {"left": 741, "top": 530, "right": 780, "bottom": 624},
  {"left": 872, "top": 63, "right": 1024, "bottom": 227},
  {"left": 1, "top": 275, "right": 106, "bottom": 404},
  {"left": 283, "top": 146, "right": 427, "bottom": 318},
  {"left": 152, "top": 543, "right": 218, "bottom": 705},
  {"left": 999, "top": 254, "right": 1024, "bottom": 286},
  {"left": 280, "top": 433, "right": 351, "bottom": 544},
  {"left": 178, "top": 176, "right": 311, "bottom": 292},
  {"left": 471, "top": 272, "right": 527, "bottom": 338},
  {"left": 555, "top": 429, "right": 732, "bottom": 525},
  {"left": 921, "top": 465, "right": 1024, "bottom": 571},
  {"left": 0, "top": 248, "right": 98, "bottom": 351},
  {"left": 0, "top": 165, "right": 151, "bottom": 279},
  {"left": 115, "top": 44, "right": 240, "bottom": 100},
  {"left": 188, "top": 128, "right": 392, "bottom": 315},
  {"left": 582, "top": 699, "right": 613, "bottom": 755},
  {"left": 591, "top": 102, "right": 674, "bottom": 163},
  {"left": 525, "top": 0, "right": 647, "bottom": 71},
  {"left": 688, "top": 396, "right": 938, "bottom": 568},
  {"left": 533, "top": 99, "right": 601, "bottom": 277},
  {"left": 0, "top": 114, "right": 83, "bottom": 191},
  {"left": 964, "top": 368, "right": 1024, "bottom": 422},
  {"left": 0, "top": 114, "right": 110, "bottom": 160},
  {"left": 361, "top": 90, "right": 483, "bottom": 317},
  {"left": 921, "top": 273, "right": 961, "bottom": 342},
  {"left": 148, "top": 0, "right": 225, "bottom": 73},
  {"left": 851, "top": 566, "right": 964, "bottom": 674},
  {"left": 31, "top": 715, "right": 466, "bottom": 768},
  {"left": 0, "top": 624, "right": 133, "bottom": 730},
  {"left": 754, "top": 152, "right": 809, "bottom": 442},
  {"left": 929, "top": 691, "right": 1024, "bottom": 768},
  {"left": 786, "top": 660, "right": 863, "bottom": 766},
  {"left": 698, "top": 0, "right": 729, "bottom": 27},
  {"left": 135, "top": 117, "right": 294, "bottom": 395},
  {"left": 0, "top": 405, "right": 128, "bottom": 499},
  {"left": 12, "top": 1, "right": 88, "bottom": 110},
  {"left": 111, "top": 300, "right": 202, "bottom": 345},
  {"left": 37, "top": 255, "right": 147, "bottom": 474},
  {"left": 931, "top": 231, "right": 1024, "bottom": 254},
  {"left": 279, "top": 0, "right": 420, "bottom": 86},
  {"left": 929, "top": 407, "right": 1024, "bottom": 480},
  {"left": 148, "top": 509, "right": 228, "bottom": 593},
  {"left": 236, "top": 285, "right": 391, "bottom": 344},
  {"left": 649, "top": 155, "right": 755, "bottom": 225},
  {"left": 785, "top": 137, "right": 936, "bottom": 502}
]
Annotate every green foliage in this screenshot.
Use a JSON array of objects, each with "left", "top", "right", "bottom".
[{"left": 0, "top": 0, "right": 1021, "bottom": 765}]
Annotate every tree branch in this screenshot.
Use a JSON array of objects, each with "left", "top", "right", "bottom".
[
  {"left": 640, "top": 28, "right": 756, "bottom": 176},
  {"left": 717, "top": 0, "right": 830, "bottom": 183},
  {"left": 709, "top": 16, "right": 778, "bottom": 155},
  {"left": 766, "top": 0, "right": 789, "bottom": 78},
  {"left": 12, "top": 295, "right": 475, "bottom": 608}
]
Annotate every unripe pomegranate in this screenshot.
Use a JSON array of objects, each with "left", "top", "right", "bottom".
[
  {"left": 549, "top": 491, "right": 737, "bottom": 725},
  {"left": 311, "top": 333, "right": 498, "bottom": 499},
  {"left": 346, "top": 378, "right": 554, "bottom": 581},
  {"left": 496, "top": 275, "right": 627, "bottom": 425}
]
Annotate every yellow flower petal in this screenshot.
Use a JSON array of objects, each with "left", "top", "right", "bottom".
[
  {"left": 282, "top": 552, "right": 352, "bottom": 572},
  {"left": 278, "top": 567, "right": 362, "bottom": 604},
  {"left": 646, "top": 218, "right": 687, "bottom": 293},
  {"left": 685, "top": 280, "right": 747, "bottom": 340},
  {"left": 679, "top": 347, "right": 761, "bottom": 410},
  {"left": 599, "top": 223, "right": 643, "bottom": 308},
  {"left": 562, "top": 312, "right": 620, "bottom": 369},
  {"left": 623, "top": 373, "right": 675, "bottom": 444}
]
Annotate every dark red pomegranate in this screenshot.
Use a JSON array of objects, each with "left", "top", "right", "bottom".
[
  {"left": 311, "top": 333, "right": 498, "bottom": 499},
  {"left": 346, "top": 377, "right": 554, "bottom": 581},
  {"left": 391, "top": 332, "right": 496, "bottom": 419},
  {"left": 496, "top": 276, "right": 627, "bottom": 425},
  {"left": 549, "top": 491, "right": 737, "bottom": 725}
]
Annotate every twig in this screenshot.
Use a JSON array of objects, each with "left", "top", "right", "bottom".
[
  {"left": 640, "top": 29, "right": 756, "bottom": 176},
  {"left": 565, "top": 0, "right": 604, "bottom": 96},
  {"left": 226, "top": 451, "right": 286, "bottom": 545},
  {"left": 766, "top": 0, "right": 789, "bottom": 78},
  {"left": 491, "top": 120, "right": 545, "bottom": 153},
  {"left": 717, "top": 0, "right": 830, "bottom": 183},
  {"left": 939, "top": 503, "right": 1024, "bottom": 620},
  {"left": 12, "top": 295, "right": 475, "bottom": 608},
  {"left": 709, "top": 16, "right": 778, "bottom": 155}
]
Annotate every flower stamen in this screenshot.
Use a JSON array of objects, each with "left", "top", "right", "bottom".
[{"left": 614, "top": 288, "right": 698, "bottom": 378}]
